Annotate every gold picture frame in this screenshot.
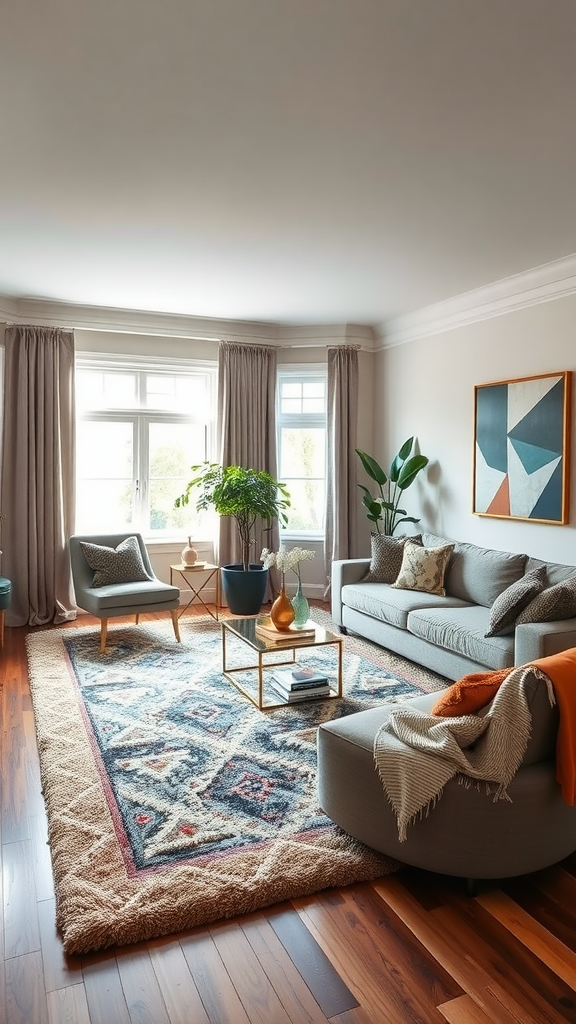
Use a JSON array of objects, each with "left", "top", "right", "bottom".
[{"left": 473, "top": 370, "right": 571, "bottom": 524}]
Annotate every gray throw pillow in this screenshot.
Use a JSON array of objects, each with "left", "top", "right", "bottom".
[
  {"left": 80, "top": 536, "right": 151, "bottom": 588},
  {"left": 485, "top": 564, "right": 548, "bottom": 637},
  {"left": 363, "top": 533, "right": 422, "bottom": 583},
  {"left": 516, "top": 573, "right": 576, "bottom": 625}
]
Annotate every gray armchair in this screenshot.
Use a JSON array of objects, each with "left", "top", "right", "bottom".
[{"left": 69, "top": 532, "right": 181, "bottom": 653}]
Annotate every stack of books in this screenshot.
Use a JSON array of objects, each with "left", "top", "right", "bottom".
[
  {"left": 269, "top": 665, "right": 331, "bottom": 703},
  {"left": 255, "top": 618, "right": 316, "bottom": 645}
]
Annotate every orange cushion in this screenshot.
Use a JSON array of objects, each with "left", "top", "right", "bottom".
[{"left": 431, "top": 668, "right": 511, "bottom": 717}]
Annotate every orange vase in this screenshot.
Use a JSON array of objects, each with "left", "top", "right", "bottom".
[{"left": 270, "top": 584, "right": 295, "bottom": 631}]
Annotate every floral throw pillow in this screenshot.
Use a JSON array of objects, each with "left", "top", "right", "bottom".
[
  {"left": 484, "top": 564, "right": 548, "bottom": 637},
  {"left": 80, "top": 536, "right": 151, "bottom": 588},
  {"left": 391, "top": 542, "right": 454, "bottom": 596},
  {"left": 363, "top": 533, "right": 422, "bottom": 583}
]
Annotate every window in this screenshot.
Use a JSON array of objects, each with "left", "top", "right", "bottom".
[
  {"left": 75, "top": 356, "right": 217, "bottom": 538},
  {"left": 277, "top": 370, "right": 327, "bottom": 535}
]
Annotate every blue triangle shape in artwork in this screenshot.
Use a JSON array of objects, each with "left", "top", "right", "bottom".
[
  {"left": 508, "top": 378, "right": 564, "bottom": 454},
  {"left": 476, "top": 384, "right": 508, "bottom": 472},
  {"left": 509, "top": 437, "right": 559, "bottom": 474},
  {"left": 529, "top": 461, "right": 563, "bottom": 521}
]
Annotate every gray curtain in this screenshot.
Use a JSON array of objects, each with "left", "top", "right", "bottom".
[
  {"left": 1, "top": 325, "right": 77, "bottom": 625},
  {"left": 324, "top": 345, "right": 359, "bottom": 598},
  {"left": 217, "top": 343, "right": 279, "bottom": 581}
]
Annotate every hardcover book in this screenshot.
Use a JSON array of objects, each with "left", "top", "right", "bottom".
[{"left": 271, "top": 665, "right": 329, "bottom": 690}]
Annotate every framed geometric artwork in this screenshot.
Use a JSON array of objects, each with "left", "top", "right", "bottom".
[{"left": 473, "top": 370, "right": 571, "bottom": 524}]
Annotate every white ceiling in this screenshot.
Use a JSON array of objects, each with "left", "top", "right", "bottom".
[{"left": 1, "top": 0, "right": 576, "bottom": 330}]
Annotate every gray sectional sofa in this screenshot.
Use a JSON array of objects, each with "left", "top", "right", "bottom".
[{"left": 331, "top": 532, "right": 576, "bottom": 681}]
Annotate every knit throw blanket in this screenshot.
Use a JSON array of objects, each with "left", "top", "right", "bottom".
[{"left": 373, "top": 665, "right": 553, "bottom": 842}]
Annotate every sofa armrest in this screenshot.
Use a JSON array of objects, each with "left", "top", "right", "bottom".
[
  {"left": 331, "top": 558, "right": 370, "bottom": 626},
  {"left": 515, "top": 618, "right": 576, "bottom": 664}
]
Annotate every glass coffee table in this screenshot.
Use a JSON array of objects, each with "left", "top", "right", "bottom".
[{"left": 221, "top": 617, "right": 343, "bottom": 711}]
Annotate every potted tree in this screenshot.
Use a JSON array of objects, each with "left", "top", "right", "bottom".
[{"left": 175, "top": 462, "right": 291, "bottom": 615}]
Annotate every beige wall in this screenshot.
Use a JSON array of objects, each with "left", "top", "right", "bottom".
[{"left": 375, "top": 293, "right": 576, "bottom": 564}]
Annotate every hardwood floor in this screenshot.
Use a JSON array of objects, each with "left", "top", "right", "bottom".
[{"left": 2, "top": 608, "right": 576, "bottom": 1023}]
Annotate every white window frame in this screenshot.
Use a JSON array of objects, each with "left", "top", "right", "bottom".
[
  {"left": 75, "top": 353, "right": 217, "bottom": 541},
  {"left": 277, "top": 365, "right": 327, "bottom": 540}
]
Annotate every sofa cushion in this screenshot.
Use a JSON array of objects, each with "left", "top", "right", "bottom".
[
  {"left": 408, "top": 605, "right": 514, "bottom": 671},
  {"left": 363, "top": 533, "right": 422, "bottom": 583},
  {"left": 525, "top": 556, "right": 576, "bottom": 588},
  {"left": 516, "top": 574, "right": 576, "bottom": 625},
  {"left": 485, "top": 564, "right": 548, "bottom": 637},
  {"left": 80, "top": 536, "right": 151, "bottom": 588},
  {"left": 422, "top": 533, "right": 527, "bottom": 607},
  {"left": 392, "top": 542, "right": 454, "bottom": 596},
  {"left": 341, "top": 582, "right": 469, "bottom": 630}
]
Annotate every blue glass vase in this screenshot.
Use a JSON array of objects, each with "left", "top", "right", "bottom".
[{"left": 291, "top": 579, "right": 310, "bottom": 628}]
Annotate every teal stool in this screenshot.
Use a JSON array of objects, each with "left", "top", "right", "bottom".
[{"left": 0, "top": 577, "right": 12, "bottom": 647}]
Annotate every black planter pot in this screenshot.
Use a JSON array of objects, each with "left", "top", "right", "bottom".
[{"left": 220, "top": 564, "right": 269, "bottom": 616}]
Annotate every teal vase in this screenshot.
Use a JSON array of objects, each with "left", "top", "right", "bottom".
[{"left": 291, "top": 579, "right": 310, "bottom": 628}]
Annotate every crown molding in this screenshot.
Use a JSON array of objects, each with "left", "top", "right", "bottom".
[
  {"left": 0, "top": 296, "right": 376, "bottom": 350},
  {"left": 378, "top": 252, "right": 576, "bottom": 348}
]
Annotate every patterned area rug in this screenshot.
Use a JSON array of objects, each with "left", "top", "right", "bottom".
[{"left": 26, "top": 613, "right": 446, "bottom": 954}]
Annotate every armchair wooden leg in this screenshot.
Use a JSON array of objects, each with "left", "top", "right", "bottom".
[
  {"left": 0, "top": 610, "right": 4, "bottom": 649},
  {"left": 100, "top": 619, "right": 108, "bottom": 653},
  {"left": 135, "top": 614, "right": 140, "bottom": 625},
  {"left": 171, "top": 608, "right": 181, "bottom": 643}
]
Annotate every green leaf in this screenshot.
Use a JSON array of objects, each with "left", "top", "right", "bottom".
[
  {"left": 355, "top": 449, "right": 388, "bottom": 486},
  {"left": 397, "top": 455, "right": 429, "bottom": 489}
]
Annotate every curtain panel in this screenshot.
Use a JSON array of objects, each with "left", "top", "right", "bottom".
[
  {"left": 324, "top": 345, "right": 359, "bottom": 598},
  {"left": 1, "top": 325, "right": 77, "bottom": 625},
  {"left": 217, "top": 343, "right": 279, "bottom": 584}
]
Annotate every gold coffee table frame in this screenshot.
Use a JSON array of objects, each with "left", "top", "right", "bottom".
[{"left": 221, "top": 617, "right": 344, "bottom": 711}]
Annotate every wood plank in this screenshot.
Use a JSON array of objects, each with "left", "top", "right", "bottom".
[
  {"left": 47, "top": 984, "right": 91, "bottom": 1024},
  {"left": 476, "top": 890, "right": 576, "bottom": 991},
  {"left": 82, "top": 954, "right": 132, "bottom": 1024},
  {"left": 3, "top": 838, "right": 41, "bottom": 957},
  {"left": 240, "top": 912, "right": 328, "bottom": 1024},
  {"left": 500, "top": 876, "right": 576, "bottom": 953},
  {"left": 428, "top": 897, "right": 571, "bottom": 1024},
  {"left": 428, "top": 876, "right": 576, "bottom": 1022},
  {"left": 37, "top": 897, "right": 84, "bottom": 993},
  {"left": 1, "top": 679, "right": 30, "bottom": 844},
  {"left": 372, "top": 875, "right": 547, "bottom": 1024},
  {"left": 180, "top": 930, "right": 251, "bottom": 1024},
  {"left": 266, "top": 901, "right": 358, "bottom": 1016},
  {"left": 296, "top": 883, "right": 453, "bottom": 1024},
  {"left": 4, "top": 950, "right": 49, "bottom": 1024},
  {"left": 30, "top": 811, "right": 56, "bottom": 904},
  {"left": 330, "top": 1007, "right": 383, "bottom": 1024},
  {"left": 116, "top": 942, "right": 171, "bottom": 1024},
  {"left": 437, "top": 994, "right": 495, "bottom": 1023},
  {"left": 209, "top": 918, "right": 293, "bottom": 1024},
  {"left": 148, "top": 936, "right": 211, "bottom": 1024},
  {"left": 347, "top": 882, "right": 462, "bottom": 1006}
]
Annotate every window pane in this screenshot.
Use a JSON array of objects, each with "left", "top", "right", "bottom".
[
  {"left": 280, "top": 428, "right": 326, "bottom": 477},
  {"left": 282, "top": 480, "right": 325, "bottom": 532},
  {"left": 76, "top": 371, "right": 137, "bottom": 411},
  {"left": 148, "top": 422, "right": 209, "bottom": 535},
  {"left": 145, "top": 374, "right": 211, "bottom": 415},
  {"left": 76, "top": 421, "right": 133, "bottom": 530}
]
